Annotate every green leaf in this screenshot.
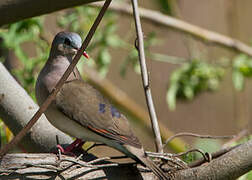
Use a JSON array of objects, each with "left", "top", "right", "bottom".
[
  {"left": 194, "top": 139, "right": 222, "bottom": 159},
  {"left": 106, "top": 35, "right": 123, "bottom": 47},
  {"left": 166, "top": 60, "right": 225, "bottom": 110},
  {"left": 157, "top": 0, "right": 173, "bottom": 14},
  {"left": 167, "top": 84, "right": 179, "bottom": 111},
  {"left": 98, "top": 48, "right": 111, "bottom": 65},
  {"left": 233, "top": 54, "right": 252, "bottom": 76},
  {"left": 232, "top": 70, "right": 244, "bottom": 91},
  {"left": 247, "top": 171, "right": 252, "bottom": 179},
  {"left": 183, "top": 85, "right": 194, "bottom": 100}
]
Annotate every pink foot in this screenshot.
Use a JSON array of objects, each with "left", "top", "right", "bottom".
[{"left": 54, "top": 139, "right": 85, "bottom": 156}]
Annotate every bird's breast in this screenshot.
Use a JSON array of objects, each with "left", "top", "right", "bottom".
[{"left": 44, "top": 103, "right": 109, "bottom": 143}]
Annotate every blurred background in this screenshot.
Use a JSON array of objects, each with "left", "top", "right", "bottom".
[{"left": 0, "top": 0, "right": 252, "bottom": 176}]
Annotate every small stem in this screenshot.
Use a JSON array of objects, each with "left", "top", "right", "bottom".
[
  {"left": 163, "top": 132, "right": 234, "bottom": 149},
  {"left": 131, "top": 0, "right": 163, "bottom": 153},
  {"left": 172, "top": 148, "right": 210, "bottom": 163},
  {"left": 188, "top": 144, "right": 241, "bottom": 168}
]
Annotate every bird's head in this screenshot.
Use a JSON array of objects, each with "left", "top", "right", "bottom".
[
  {"left": 50, "top": 31, "right": 89, "bottom": 59},
  {"left": 52, "top": 32, "right": 82, "bottom": 56}
]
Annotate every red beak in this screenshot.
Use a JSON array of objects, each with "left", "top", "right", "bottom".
[{"left": 83, "top": 51, "right": 89, "bottom": 59}]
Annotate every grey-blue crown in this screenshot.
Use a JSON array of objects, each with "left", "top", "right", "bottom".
[{"left": 52, "top": 31, "right": 82, "bottom": 49}]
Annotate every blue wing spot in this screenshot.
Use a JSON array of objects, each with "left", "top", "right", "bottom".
[
  {"left": 99, "top": 103, "right": 106, "bottom": 113},
  {"left": 111, "top": 106, "right": 121, "bottom": 118}
]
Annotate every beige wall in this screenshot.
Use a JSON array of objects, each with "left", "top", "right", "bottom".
[{"left": 103, "top": 0, "right": 252, "bottom": 150}]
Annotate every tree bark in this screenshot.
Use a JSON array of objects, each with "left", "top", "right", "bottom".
[
  {"left": 1, "top": 140, "right": 252, "bottom": 179},
  {"left": 0, "top": 62, "right": 72, "bottom": 152},
  {"left": 0, "top": 153, "right": 157, "bottom": 180},
  {"left": 0, "top": 0, "right": 103, "bottom": 26},
  {"left": 174, "top": 139, "right": 252, "bottom": 180}
]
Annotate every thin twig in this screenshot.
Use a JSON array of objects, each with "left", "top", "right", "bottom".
[
  {"left": 60, "top": 157, "right": 118, "bottom": 168},
  {"left": 172, "top": 148, "right": 210, "bottom": 163},
  {"left": 24, "top": 163, "right": 60, "bottom": 171},
  {"left": 150, "top": 53, "right": 187, "bottom": 64},
  {"left": 146, "top": 151, "right": 188, "bottom": 169},
  {"left": 86, "top": 157, "right": 111, "bottom": 165},
  {"left": 222, "top": 129, "right": 248, "bottom": 148},
  {"left": 188, "top": 144, "right": 242, "bottom": 168},
  {"left": 91, "top": 2, "right": 252, "bottom": 57},
  {"left": 131, "top": 0, "right": 163, "bottom": 153},
  {"left": 163, "top": 132, "right": 234, "bottom": 148},
  {"left": 0, "top": 0, "right": 112, "bottom": 157}
]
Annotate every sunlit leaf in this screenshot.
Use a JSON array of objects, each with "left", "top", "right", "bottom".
[
  {"left": 232, "top": 70, "right": 244, "bottom": 91},
  {"left": 167, "top": 60, "right": 225, "bottom": 110},
  {"left": 166, "top": 84, "right": 179, "bottom": 110},
  {"left": 232, "top": 54, "right": 252, "bottom": 91},
  {"left": 157, "top": 0, "right": 173, "bottom": 14}
]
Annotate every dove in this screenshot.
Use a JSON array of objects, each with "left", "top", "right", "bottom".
[{"left": 35, "top": 31, "right": 168, "bottom": 179}]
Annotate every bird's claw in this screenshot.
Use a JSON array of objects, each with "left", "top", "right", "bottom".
[{"left": 52, "top": 139, "right": 86, "bottom": 157}]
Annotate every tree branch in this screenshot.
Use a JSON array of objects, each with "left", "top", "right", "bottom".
[
  {"left": 188, "top": 144, "right": 241, "bottom": 168},
  {"left": 174, "top": 139, "right": 252, "bottom": 180},
  {"left": 131, "top": 0, "right": 163, "bottom": 153},
  {"left": 91, "top": 2, "right": 252, "bottom": 57},
  {"left": 0, "top": 62, "right": 72, "bottom": 152},
  {"left": 0, "top": 0, "right": 103, "bottom": 26},
  {"left": 1, "top": 140, "right": 252, "bottom": 179},
  {"left": 0, "top": 153, "right": 158, "bottom": 179},
  {"left": 0, "top": 0, "right": 112, "bottom": 156}
]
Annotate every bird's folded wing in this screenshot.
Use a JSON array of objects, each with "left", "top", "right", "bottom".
[{"left": 55, "top": 80, "right": 142, "bottom": 148}]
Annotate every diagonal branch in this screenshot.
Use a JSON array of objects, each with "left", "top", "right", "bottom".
[
  {"left": 92, "top": 2, "right": 252, "bottom": 57},
  {"left": 0, "top": 0, "right": 103, "bottom": 26},
  {"left": 0, "top": 0, "right": 112, "bottom": 157},
  {"left": 0, "top": 62, "right": 73, "bottom": 152},
  {"left": 131, "top": 0, "right": 163, "bottom": 153},
  {"left": 174, "top": 140, "right": 252, "bottom": 179},
  {"left": 188, "top": 144, "right": 241, "bottom": 168}
]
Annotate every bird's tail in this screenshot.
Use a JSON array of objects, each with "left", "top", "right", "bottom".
[{"left": 124, "top": 145, "right": 169, "bottom": 180}]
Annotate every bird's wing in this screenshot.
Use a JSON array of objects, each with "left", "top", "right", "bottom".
[{"left": 55, "top": 80, "right": 142, "bottom": 148}]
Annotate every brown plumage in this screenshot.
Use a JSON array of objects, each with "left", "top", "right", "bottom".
[{"left": 36, "top": 31, "right": 168, "bottom": 179}]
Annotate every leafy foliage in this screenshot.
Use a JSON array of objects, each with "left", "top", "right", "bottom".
[
  {"left": 181, "top": 149, "right": 197, "bottom": 164},
  {"left": 181, "top": 139, "right": 222, "bottom": 163},
  {"left": 194, "top": 139, "right": 222, "bottom": 159},
  {"left": 0, "top": 5, "right": 160, "bottom": 115},
  {"left": 58, "top": 6, "right": 124, "bottom": 77},
  {"left": 232, "top": 54, "right": 252, "bottom": 91},
  {"left": 58, "top": 6, "right": 159, "bottom": 77},
  {"left": 167, "top": 60, "right": 225, "bottom": 110},
  {"left": 0, "top": 119, "right": 7, "bottom": 146},
  {"left": 157, "top": 0, "right": 173, "bottom": 15},
  {"left": 0, "top": 17, "right": 48, "bottom": 99}
]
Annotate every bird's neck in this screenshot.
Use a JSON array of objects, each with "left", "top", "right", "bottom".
[
  {"left": 43, "top": 54, "right": 81, "bottom": 91},
  {"left": 49, "top": 48, "right": 74, "bottom": 64}
]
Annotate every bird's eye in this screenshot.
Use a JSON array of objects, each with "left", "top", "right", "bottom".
[{"left": 64, "top": 38, "right": 71, "bottom": 46}]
